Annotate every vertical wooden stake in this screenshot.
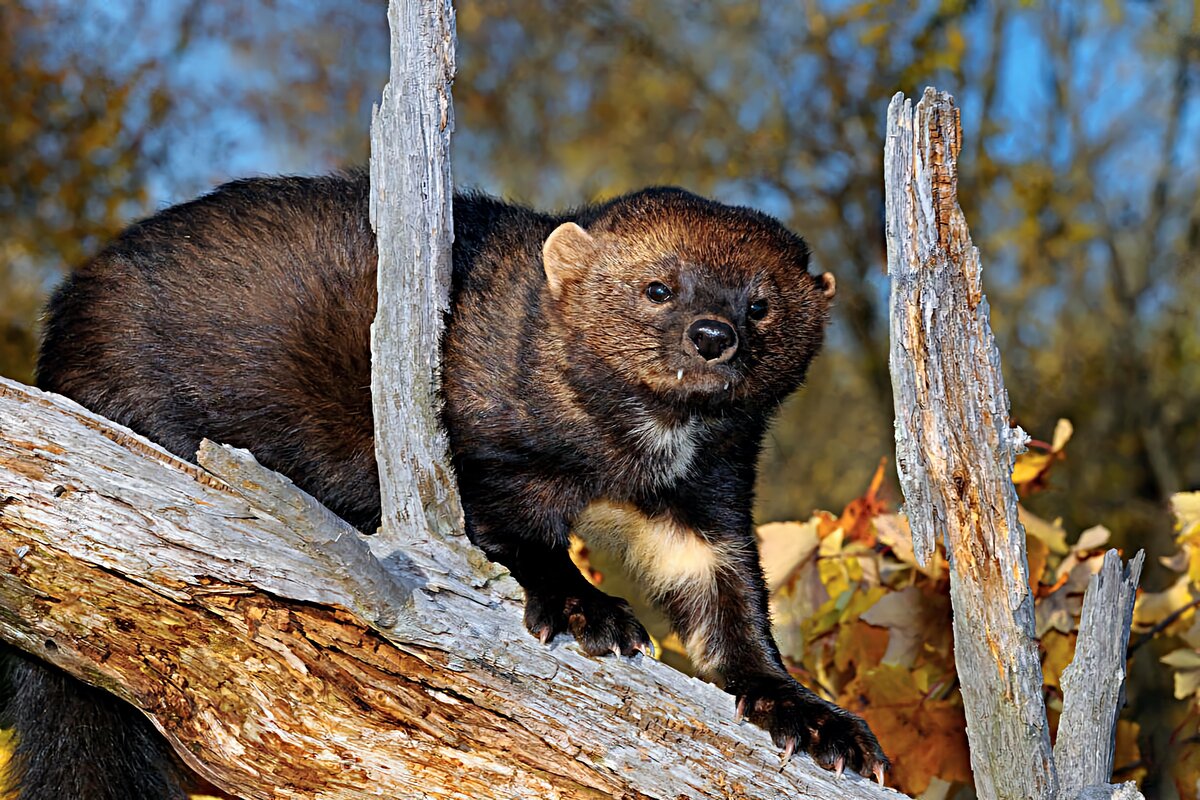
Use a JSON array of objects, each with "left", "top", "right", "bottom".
[
  {"left": 1055, "top": 550, "right": 1144, "bottom": 797},
  {"left": 368, "top": 0, "right": 467, "bottom": 560},
  {"left": 886, "top": 87, "right": 1056, "bottom": 800},
  {"left": 886, "top": 87, "right": 1146, "bottom": 800}
]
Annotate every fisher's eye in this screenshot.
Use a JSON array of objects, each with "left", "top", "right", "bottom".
[
  {"left": 748, "top": 298, "right": 769, "bottom": 320},
  {"left": 645, "top": 281, "right": 674, "bottom": 304}
]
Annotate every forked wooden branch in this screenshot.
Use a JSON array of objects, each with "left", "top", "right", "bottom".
[{"left": 885, "top": 87, "right": 1144, "bottom": 800}]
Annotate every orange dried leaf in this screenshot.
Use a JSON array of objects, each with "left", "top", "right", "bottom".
[
  {"left": 834, "top": 457, "right": 890, "bottom": 544},
  {"left": 834, "top": 620, "right": 889, "bottom": 674},
  {"left": 841, "top": 665, "right": 971, "bottom": 795}
]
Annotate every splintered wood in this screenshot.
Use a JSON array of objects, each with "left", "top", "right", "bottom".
[
  {"left": 885, "top": 88, "right": 1144, "bottom": 800},
  {"left": 0, "top": 377, "right": 900, "bottom": 799}
]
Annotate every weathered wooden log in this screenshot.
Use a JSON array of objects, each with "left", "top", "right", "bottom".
[
  {"left": 368, "top": 0, "right": 472, "bottom": 569},
  {"left": 1074, "top": 783, "right": 1144, "bottom": 800},
  {"left": 0, "top": 377, "right": 901, "bottom": 799},
  {"left": 885, "top": 87, "right": 1145, "bottom": 800}
]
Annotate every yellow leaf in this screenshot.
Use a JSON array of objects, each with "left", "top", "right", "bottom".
[
  {"left": 1162, "top": 648, "right": 1200, "bottom": 669},
  {"left": 1050, "top": 418, "right": 1074, "bottom": 452},
  {"left": 1019, "top": 506, "right": 1069, "bottom": 555},
  {"left": 1041, "top": 630, "right": 1076, "bottom": 689},
  {"left": 1175, "top": 667, "right": 1200, "bottom": 701},
  {"left": 817, "top": 527, "right": 862, "bottom": 598},
  {"left": 1013, "top": 453, "right": 1051, "bottom": 485},
  {"left": 1134, "top": 574, "right": 1194, "bottom": 629},
  {"left": 655, "top": 632, "right": 687, "bottom": 662},
  {"left": 1112, "top": 720, "right": 1145, "bottom": 785},
  {"left": 1174, "top": 492, "right": 1200, "bottom": 537}
]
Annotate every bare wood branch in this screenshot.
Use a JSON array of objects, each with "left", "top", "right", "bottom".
[
  {"left": 1055, "top": 550, "right": 1145, "bottom": 798},
  {"left": 368, "top": 0, "right": 471, "bottom": 566},
  {"left": 197, "top": 440, "right": 413, "bottom": 629},
  {"left": 0, "top": 377, "right": 900, "bottom": 799},
  {"left": 885, "top": 87, "right": 1146, "bottom": 800},
  {"left": 885, "top": 87, "right": 1056, "bottom": 800},
  {"left": 1074, "top": 783, "right": 1144, "bottom": 800}
]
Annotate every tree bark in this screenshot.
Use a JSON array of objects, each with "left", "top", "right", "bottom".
[
  {"left": 0, "top": 377, "right": 900, "bottom": 799},
  {"left": 1054, "top": 551, "right": 1144, "bottom": 798},
  {"left": 885, "top": 88, "right": 1144, "bottom": 800},
  {"left": 368, "top": 0, "right": 468, "bottom": 564}
]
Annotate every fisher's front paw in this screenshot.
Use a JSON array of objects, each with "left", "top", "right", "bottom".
[
  {"left": 523, "top": 587, "right": 653, "bottom": 658},
  {"left": 733, "top": 676, "right": 888, "bottom": 782}
]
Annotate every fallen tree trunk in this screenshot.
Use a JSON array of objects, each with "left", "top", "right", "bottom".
[
  {"left": 0, "top": 377, "right": 899, "bottom": 799},
  {"left": 885, "top": 88, "right": 1144, "bottom": 800}
]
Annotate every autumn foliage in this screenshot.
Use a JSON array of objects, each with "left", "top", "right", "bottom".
[{"left": 739, "top": 424, "right": 1200, "bottom": 797}]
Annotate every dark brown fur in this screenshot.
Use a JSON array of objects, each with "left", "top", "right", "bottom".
[{"left": 3, "top": 173, "right": 885, "bottom": 799}]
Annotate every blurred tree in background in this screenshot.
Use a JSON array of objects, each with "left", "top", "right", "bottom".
[
  {"left": 2, "top": 0, "right": 1199, "bottom": 794},
  {"left": 0, "top": 0, "right": 384, "bottom": 382}
]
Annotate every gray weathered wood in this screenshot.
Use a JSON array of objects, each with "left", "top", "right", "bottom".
[
  {"left": 0, "top": 376, "right": 901, "bottom": 799},
  {"left": 886, "top": 87, "right": 1144, "bottom": 800},
  {"left": 886, "top": 88, "right": 1056, "bottom": 800},
  {"left": 197, "top": 440, "right": 414, "bottom": 629},
  {"left": 1074, "top": 783, "right": 1143, "bottom": 800},
  {"left": 1055, "top": 550, "right": 1145, "bottom": 798},
  {"left": 368, "top": 0, "right": 473, "bottom": 573}
]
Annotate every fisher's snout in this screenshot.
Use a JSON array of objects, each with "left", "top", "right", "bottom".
[{"left": 685, "top": 316, "right": 738, "bottom": 364}]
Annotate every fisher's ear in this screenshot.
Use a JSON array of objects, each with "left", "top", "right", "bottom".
[
  {"left": 543, "top": 222, "right": 596, "bottom": 297},
  {"left": 819, "top": 271, "right": 837, "bottom": 300}
]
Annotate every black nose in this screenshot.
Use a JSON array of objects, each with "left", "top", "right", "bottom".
[{"left": 687, "top": 319, "right": 738, "bottom": 362}]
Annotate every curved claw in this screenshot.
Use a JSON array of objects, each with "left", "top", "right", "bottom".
[
  {"left": 781, "top": 737, "right": 796, "bottom": 762},
  {"left": 537, "top": 626, "right": 552, "bottom": 645},
  {"left": 834, "top": 756, "right": 845, "bottom": 777},
  {"left": 874, "top": 764, "right": 885, "bottom": 785},
  {"left": 636, "top": 640, "right": 656, "bottom": 659},
  {"left": 734, "top": 696, "right": 747, "bottom": 724},
  {"left": 611, "top": 644, "right": 622, "bottom": 658}
]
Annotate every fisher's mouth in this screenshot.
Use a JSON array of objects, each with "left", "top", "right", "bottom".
[{"left": 645, "top": 359, "right": 743, "bottom": 398}]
